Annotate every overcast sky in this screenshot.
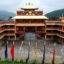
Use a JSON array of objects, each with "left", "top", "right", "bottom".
[{"left": 0, "top": 0, "right": 64, "bottom": 14}]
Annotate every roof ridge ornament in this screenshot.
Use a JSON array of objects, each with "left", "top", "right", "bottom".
[
  {"left": 29, "top": 2, "right": 30, "bottom": 5},
  {"left": 21, "top": 3, "right": 38, "bottom": 10},
  {"left": 26, "top": 3, "right": 27, "bottom": 5}
]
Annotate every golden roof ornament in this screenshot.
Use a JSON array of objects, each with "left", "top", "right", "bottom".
[
  {"left": 16, "top": 9, "right": 18, "bottom": 12},
  {"left": 26, "top": 3, "right": 27, "bottom": 5},
  {"left": 16, "top": 9, "right": 18, "bottom": 16},
  {"left": 43, "top": 13, "right": 45, "bottom": 16},
  {"left": 21, "top": 3, "right": 38, "bottom": 10},
  {"left": 26, "top": 13, "right": 28, "bottom": 16},
  {"left": 29, "top": 11, "right": 32, "bottom": 16},
  {"left": 41, "top": 8, "right": 43, "bottom": 11},
  {"left": 29, "top": 3, "right": 30, "bottom": 5},
  {"left": 32, "top": 14, "right": 35, "bottom": 16},
  {"left": 31, "top": 3, "right": 33, "bottom": 5}
]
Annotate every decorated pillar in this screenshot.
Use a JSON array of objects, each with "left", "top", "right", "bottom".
[
  {"left": 35, "top": 27, "right": 37, "bottom": 33},
  {"left": 24, "top": 27, "right": 25, "bottom": 33}
]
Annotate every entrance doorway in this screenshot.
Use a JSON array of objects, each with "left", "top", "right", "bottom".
[{"left": 25, "top": 27, "right": 35, "bottom": 32}]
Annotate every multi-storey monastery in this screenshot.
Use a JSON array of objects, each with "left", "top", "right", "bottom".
[{"left": 0, "top": 3, "right": 64, "bottom": 43}]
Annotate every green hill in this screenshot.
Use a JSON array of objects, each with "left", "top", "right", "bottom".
[
  {"left": 45, "top": 9, "right": 64, "bottom": 20},
  {"left": 0, "top": 10, "right": 15, "bottom": 21},
  {"left": 0, "top": 9, "right": 64, "bottom": 21}
]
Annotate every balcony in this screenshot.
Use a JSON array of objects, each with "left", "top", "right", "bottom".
[
  {"left": 16, "top": 31, "right": 25, "bottom": 34},
  {"left": 6, "top": 33, "right": 15, "bottom": 35},
  {"left": 56, "top": 28, "right": 62, "bottom": 31},
  {"left": 16, "top": 23, "right": 45, "bottom": 26},
  {"left": 8, "top": 38, "right": 15, "bottom": 40},
  {"left": 46, "top": 27, "right": 55, "bottom": 30},
  {"left": 7, "top": 27, "right": 15, "bottom": 30},
  {"left": 0, "top": 27, "right": 15, "bottom": 33},
  {"left": 17, "top": 11, "right": 43, "bottom": 16},
  {"left": 46, "top": 27, "right": 63, "bottom": 32},
  {"left": 0, "top": 28, "right": 6, "bottom": 32},
  {"left": 36, "top": 31, "right": 45, "bottom": 34},
  {"left": 46, "top": 32, "right": 56, "bottom": 35},
  {"left": 46, "top": 36, "right": 54, "bottom": 40},
  {"left": 0, "top": 33, "right": 15, "bottom": 39},
  {"left": 16, "top": 21, "right": 45, "bottom": 24},
  {"left": 57, "top": 33, "right": 64, "bottom": 38}
]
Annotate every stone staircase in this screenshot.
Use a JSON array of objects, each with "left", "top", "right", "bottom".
[{"left": 24, "top": 32, "right": 37, "bottom": 40}]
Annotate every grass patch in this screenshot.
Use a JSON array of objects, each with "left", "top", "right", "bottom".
[{"left": 0, "top": 61, "right": 41, "bottom": 64}]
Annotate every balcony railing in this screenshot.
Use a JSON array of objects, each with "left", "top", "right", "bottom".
[
  {"left": 46, "top": 27, "right": 64, "bottom": 31},
  {"left": 16, "top": 22, "right": 45, "bottom": 24},
  {"left": 8, "top": 38, "right": 15, "bottom": 40},
  {"left": 17, "top": 11, "right": 43, "bottom": 16},
  {"left": 46, "top": 32, "right": 56, "bottom": 35},
  {"left": 7, "top": 27, "right": 15, "bottom": 29},
  {"left": 57, "top": 33, "right": 64, "bottom": 38},
  {"left": 0, "top": 27, "right": 15, "bottom": 33},
  {"left": 36, "top": 31, "right": 45, "bottom": 33},
  {"left": 16, "top": 31, "right": 25, "bottom": 34},
  {"left": 0, "top": 33, "right": 15, "bottom": 37},
  {"left": 46, "top": 36, "right": 54, "bottom": 40},
  {"left": 46, "top": 32, "right": 64, "bottom": 38},
  {"left": 46, "top": 27, "right": 55, "bottom": 30}
]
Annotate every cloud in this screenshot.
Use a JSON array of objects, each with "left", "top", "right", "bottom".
[
  {"left": 0, "top": 0, "right": 64, "bottom": 13},
  {"left": 22, "top": 0, "right": 40, "bottom": 5}
]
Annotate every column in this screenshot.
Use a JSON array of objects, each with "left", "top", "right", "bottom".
[
  {"left": 8, "top": 36, "right": 10, "bottom": 40},
  {"left": 62, "top": 26, "right": 64, "bottom": 31},
  {"left": 24, "top": 27, "right": 25, "bottom": 33},
  {"left": 35, "top": 27, "right": 37, "bottom": 33},
  {"left": 29, "top": 20, "right": 31, "bottom": 23}
]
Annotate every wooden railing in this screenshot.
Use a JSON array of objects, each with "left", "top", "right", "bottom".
[
  {"left": 57, "top": 33, "right": 64, "bottom": 37},
  {"left": 17, "top": 11, "right": 43, "bottom": 16},
  {"left": 16, "top": 31, "right": 25, "bottom": 34},
  {"left": 8, "top": 38, "right": 15, "bottom": 40},
  {"left": 0, "top": 33, "right": 15, "bottom": 37},
  {"left": 46, "top": 32, "right": 56, "bottom": 35},
  {"left": 36, "top": 31, "right": 45, "bottom": 34},
  {"left": 0, "top": 27, "right": 15, "bottom": 33},
  {"left": 46, "top": 32, "right": 64, "bottom": 38},
  {"left": 46, "top": 27, "right": 64, "bottom": 32},
  {"left": 16, "top": 22, "right": 45, "bottom": 24}
]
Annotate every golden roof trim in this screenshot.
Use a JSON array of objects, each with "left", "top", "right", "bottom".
[{"left": 13, "top": 16, "right": 48, "bottom": 19}]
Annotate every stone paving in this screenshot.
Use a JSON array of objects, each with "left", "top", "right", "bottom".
[{"left": 0, "top": 40, "right": 64, "bottom": 63}]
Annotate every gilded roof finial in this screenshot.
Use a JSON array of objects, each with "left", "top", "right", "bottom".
[
  {"left": 43, "top": 13, "right": 45, "bottom": 16},
  {"left": 16, "top": 8, "right": 18, "bottom": 16},
  {"left": 32, "top": 3, "right": 33, "bottom": 5},
  {"left": 16, "top": 8, "right": 18, "bottom": 12},
  {"left": 29, "top": 2, "right": 30, "bottom": 5},
  {"left": 29, "top": 11, "right": 32, "bottom": 16},
  {"left": 41, "top": 8, "right": 43, "bottom": 11},
  {"left": 26, "top": 3, "right": 27, "bottom": 5}
]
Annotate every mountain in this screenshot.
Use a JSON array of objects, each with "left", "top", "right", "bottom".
[
  {"left": 0, "top": 9, "right": 64, "bottom": 21},
  {"left": 0, "top": 10, "right": 15, "bottom": 21},
  {"left": 45, "top": 9, "right": 64, "bottom": 20}
]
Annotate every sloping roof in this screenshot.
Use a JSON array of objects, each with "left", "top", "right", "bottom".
[
  {"left": 12, "top": 16, "right": 48, "bottom": 19},
  {"left": 60, "top": 17, "right": 64, "bottom": 19},
  {"left": 0, "top": 21, "right": 15, "bottom": 24},
  {"left": 21, "top": 3, "right": 38, "bottom": 10}
]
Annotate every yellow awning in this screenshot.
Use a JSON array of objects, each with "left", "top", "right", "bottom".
[
  {"left": 12, "top": 16, "right": 48, "bottom": 19},
  {"left": 16, "top": 23, "right": 45, "bottom": 26}
]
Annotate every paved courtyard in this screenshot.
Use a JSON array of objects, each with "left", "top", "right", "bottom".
[{"left": 0, "top": 40, "right": 64, "bottom": 63}]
